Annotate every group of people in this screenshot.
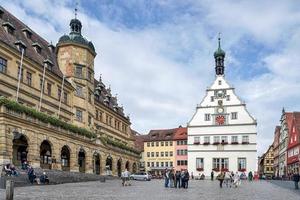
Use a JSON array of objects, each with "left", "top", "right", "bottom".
[
  {"left": 3, "top": 163, "right": 19, "bottom": 176},
  {"left": 27, "top": 166, "right": 49, "bottom": 185},
  {"left": 164, "top": 169, "right": 190, "bottom": 189},
  {"left": 292, "top": 169, "right": 300, "bottom": 190},
  {"left": 216, "top": 171, "right": 242, "bottom": 188}
]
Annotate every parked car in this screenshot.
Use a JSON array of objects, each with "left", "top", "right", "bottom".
[{"left": 130, "top": 172, "right": 151, "bottom": 181}]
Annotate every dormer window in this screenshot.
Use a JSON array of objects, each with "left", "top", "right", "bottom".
[
  {"left": 43, "top": 59, "right": 53, "bottom": 71},
  {"left": 2, "top": 22, "right": 15, "bottom": 35},
  {"left": 32, "top": 42, "right": 42, "bottom": 54},
  {"left": 48, "top": 43, "right": 55, "bottom": 53},
  {"left": 22, "top": 28, "right": 32, "bottom": 39},
  {"left": 14, "top": 40, "right": 26, "bottom": 54}
]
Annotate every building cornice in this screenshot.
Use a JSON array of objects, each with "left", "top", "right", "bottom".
[
  {"left": 188, "top": 132, "right": 257, "bottom": 136},
  {"left": 188, "top": 122, "right": 257, "bottom": 128}
]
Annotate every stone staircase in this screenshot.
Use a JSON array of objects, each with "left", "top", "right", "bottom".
[{"left": 0, "top": 167, "right": 117, "bottom": 188}]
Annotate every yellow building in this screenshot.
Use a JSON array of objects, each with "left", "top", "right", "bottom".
[
  {"left": 143, "top": 129, "right": 176, "bottom": 176},
  {"left": 258, "top": 145, "right": 274, "bottom": 178},
  {"left": 0, "top": 6, "right": 139, "bottom": 176}
]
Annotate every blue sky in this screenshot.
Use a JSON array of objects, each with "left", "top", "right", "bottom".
[{"left": 1, "top": 0, "right": 300, "bottom": 155}]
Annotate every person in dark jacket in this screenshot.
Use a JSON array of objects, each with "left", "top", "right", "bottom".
[
  {"left": 27, "top": 166, "right": 36, "bottom": 184},
  {"left": 40, "top": 172, "right": 49, "bottom": 184},
  {"left": 292, "top": 169, "right": 300, "bottom": 190},
  {"left": 184, "top": 170, "right": 190, "bottom": 189},
  {"left": 175, "top": 171, "right": 181, "bottom": 188},
  {"left": 211, "top": 171, "right": 214, "bottom": 181}
]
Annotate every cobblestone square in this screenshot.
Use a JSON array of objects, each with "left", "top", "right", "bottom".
[{"left": 1, "top": 179, "right": 299, "bottom": 200}]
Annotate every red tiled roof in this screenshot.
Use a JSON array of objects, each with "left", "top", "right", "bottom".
[
  {"left": 134, "top": 134, "right": 147, "bottom": 151},
  {"left": 144, "top": 128, "right": 178, "bottom": 142},
  {"left": 173, "top": 127, "right": 187, "bottom": 140}
]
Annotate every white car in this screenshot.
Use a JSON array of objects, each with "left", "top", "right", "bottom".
[{"left": 130, "top": 172, "right": 151, "bottom": 181}]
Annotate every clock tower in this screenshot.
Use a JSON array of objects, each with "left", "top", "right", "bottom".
[{"left": 187, "top": 37, "right": 257, "bottom": 176}]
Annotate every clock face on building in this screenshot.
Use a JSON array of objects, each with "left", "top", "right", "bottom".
[
  {"left": 216, "top": 115, "right": 225, "bottom": 125},
  {"left": 217, "top": 107, "right": 224, "bottom": 113}
]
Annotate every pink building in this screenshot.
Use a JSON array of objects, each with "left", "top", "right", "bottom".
[{"left": 174, "top": 127, "right": 187, "bottom": 172}]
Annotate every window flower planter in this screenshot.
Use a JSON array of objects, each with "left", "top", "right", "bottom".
[
  {"left": 231, "top": 142, "right": 239, "bottom": 144},
  {"left": 196, "top": 167, "right": 204, "bottom": 171},
  {"left": 221, "top": 168, "right": 228, "bottom": 172},
  {"left": 203, "top": 142, "right": 210, "bottom": 145},
  {"left": 242, "top": 142, "right": 249, "bottom": 144},
  {"left": 194, "top": 142, "right": 200, "bottom": 145},
  {"left": 213, "top": 142, "right": 220, "bottom": 145},
  {"left": 221, "top": 142, "right": 228, "bottom": 145},
  {"left": 238, "top": 168, "right": 246, "bottom": 172},
  {"left": 213, "top": 168, "right": 220, "bottom": 172}
]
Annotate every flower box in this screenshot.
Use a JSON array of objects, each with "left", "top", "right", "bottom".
[
  {"left": 196, "top": 167, "right": 204, "bottom": 171},
  {"left": 221, "top": 142, "right": 228, "bottom": 145},
  {"left": 203, "top": 142, "right": 210, "bottom": 145},
  {"left": 213, "top": 142, "right": 220, "bottom": 145},
  {"left": 221, "top": 168, "right": 228, "bottom": 172},
  {"left": 231, "top": 142, "right": 239, "bottom": 144},
  {"left": 242, "top": 142, "right": 249, "bottom": 144},
  {"left": 194, "top": 141, "right": 200, "bottom": 145},
  {"left": 238, "top": 168, "right": 246, "bottom": 172},
  {"left": 213, "top": 168, "right": 220, "bottom": 172}
]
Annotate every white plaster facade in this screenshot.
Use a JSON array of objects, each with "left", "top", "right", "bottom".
[{"left": 187, "top": 75, "right": 257, "bottom": 176}]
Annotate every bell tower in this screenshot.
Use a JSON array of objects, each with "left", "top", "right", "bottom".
[{"left": 214, "top": 35, "right": 226, "bottom": 76}]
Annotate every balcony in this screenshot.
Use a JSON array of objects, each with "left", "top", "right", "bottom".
[{"left": 193, "top": 141, "right": 200, "bottom": 145}]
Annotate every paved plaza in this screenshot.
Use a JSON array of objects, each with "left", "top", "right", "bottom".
[{"left": 0, "top": 179, "right": 299, "bottom": 200}]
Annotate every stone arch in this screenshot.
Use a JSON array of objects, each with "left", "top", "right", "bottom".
[
  {"left": 117, "top": 158, "right": 122, "bottom": 177},
  {"left": 93, "top": 151, "right": 101, "bottom": 175},
  {"left": 132, "top": 162, "right": 137, "bottom": 173},
  {"left": 78, "top": 148, "right": 86, "bottom": 173},
  {"left": 61, "top": 145, "right": 71, "bottom": 171},
  {"left": 12, "top": 132, "right": 29, "bottom": 166},
  {"left": 105, "top": 155, "right": 113, "bottom": 175},
  {"left": 125, "top": 160, "right": 130, "bottom": 172},
  {"left": 40, "top": 140, "right": 52, "bottom": 169}
]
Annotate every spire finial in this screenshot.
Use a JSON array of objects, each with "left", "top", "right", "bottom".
[
  {"left": 218, "top": 32, "right": 221, "bottom": 49},
  {"left": 99, "top": 74, "right": 102, "bottom": 82},
  {"left": 75, "top": 2, "right": 78, "bottom": 19}
]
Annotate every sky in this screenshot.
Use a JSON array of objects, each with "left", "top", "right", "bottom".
[{"left": 1, "top": 0, "right": 300, "bottom": 155}]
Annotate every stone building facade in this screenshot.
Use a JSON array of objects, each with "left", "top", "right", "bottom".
[{"left": 0, "top": 6, "right": 139, "bottom": 176}]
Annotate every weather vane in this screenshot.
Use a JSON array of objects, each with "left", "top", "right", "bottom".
[{"left": 75, "top": 1, "right": 78, "bottom": 19}]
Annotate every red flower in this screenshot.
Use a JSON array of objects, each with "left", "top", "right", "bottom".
[
  {"left": 196, "top": 167, "right": 204, "bottom": 171},
  {"left": 213, "top": 168, "right": 220, "bottom": 172},
  {"left": 239, "top": 168, "right": 246, "bottom": 172},
  {"left": 194, "top": 141, "right": 200, "bottom": 145},
  {"left": 221, "top": 168, "right": 228, "bottom": 172}
]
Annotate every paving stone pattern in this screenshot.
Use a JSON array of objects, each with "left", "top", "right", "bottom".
[{"left": 0, "top": 179, "right": 299, "bottom": 200}]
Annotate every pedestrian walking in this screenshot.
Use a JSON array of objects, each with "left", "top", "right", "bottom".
[
  {"left": 217, "top": 172, "right": 225, "bottom": 188},
  {"left": 123, "top": 168, "right": 130, "bottom": 186},
  {"left": 224, "top": 171, "right": 231, "bottom": 188},
  {"left": 184, "top": 170, "right": 190, "bottom": 189},
  {"left": 211, "top": 170, "right": 214, "bottom": 181},
  {"left": 292, "top": 169, "right": 300, "bottom": 190},
  {"left": 169, "top": 169, "right": 175, "bottom": 188},
  {"left": 164, "top": 168, "right": 169, "bottom": 188},
  {"left": 248, "top": 171, "right": 253, "bottom": 181},
  {"left": 233, "top": 172, "right": 240, "bottom": 188}
]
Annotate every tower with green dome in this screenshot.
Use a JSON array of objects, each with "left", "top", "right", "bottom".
[{"left": 214, "top": 36, "right": 225, "bottom": 76}]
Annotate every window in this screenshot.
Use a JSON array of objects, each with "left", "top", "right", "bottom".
[
  {"left": 231, "top": 112, "right": 238, "bottom": 120},
  {"left": 170, "top": 151, "right": 173, "bottom": 157},
  {"left": 177, "top": 160, "right": 180, "bottom": 166},
  {"left": 205, "top": 114, "right": 211, "bottom": 121},
  {"left": 88, "top": 115, "right": 92, "bottom": 126},
  {"left": 0, "top": 57, "right": 7, "bottom": 73},
  {"left": 211, "top": 96, "right": 214, "bottom": 102},
  {"left": 221, "top": 136, "right": 228, "bottom": 143},
  {"left": 147, "top": 142, "right": 150, "bottom": 147},
  {"left": 161, "top": 141, "right": 164, "bottom": 146},
  {"left": 213, "top": 136, "right": 220, "bottom": 143},
  {"left": 226, "top": 95, "right": 230, "bottom": 101},
  {"left": 156, "top": 152, "right": 159, "bottom": 157},
  {"left": 204, "top": 136, "right": 210, "bottom": 143},
  {"left": 156, "top": 142, "right": 159, "bottom": 146},
  {"left": 26, "top": 72, "right": 32, "bottom": 86},
  {"left": 95, "top": 110, "right": 99, "bottom": 120},
  {"left": 231, "top": 136, "right": 238, "bottom": 143},
  {"left": 165, "top": 152, "right": 168, "bottom": 157},
  {"left": 161, "top": 162, "right": 164, "bottom": 167},
  {"left": 161, "top": 152, "right": 164, "bottom": 157},
  {"left": 87, "top": 71, "right": 92, "bottom": 81},
  {"left": 47, "top": 83, "right": 51, "bottom": 96},
  {"left": 76, "top": 109, "right": 83, "bottom": 122},
  {"left": 156, "top": 162, "right": 159, "bottom": 167},
  {"left": 151, "top": 142, "right": 154, "bottom": 147},
  {"left": 196, "top": 158, "right": 204, "bottom": 169},
  {"left": 17, "top": 66, "right": 23, "bottom": 82},
  {"left": 40, "top": 78, "right": 44, "bottom": 92},
  {"left": 194, "top": 137, "right": 200, "bottom": 144},
  {"left": 170, "top": 162, "right": 173, "bottom": 167},
  {"left": 170, "top": 141, "right": 173, "bottom": 146},
  {"left": 165, "top": 162, "right": 168, "bottom": 167},
  {"left": 218, "top": 80, "right": 222, "bottom": 85},
  {"left": 75, "top": 65, "right": 83, "bottom": 78},
  {"left": 266, "top": 160, "right": 269, "bottom": 164},
  {"left": 166, "top": 141, "right": 169, "bottom": 146},
  {"left": 213, "top": 158, "right": 229, "bottom": 170},
  {"left": 151, "top": 162, "right": 154, "bottom": 167},
  {"left": 151, "top": 152, "right": 154, "bottom": 157},
  {"left": 88, "top": 91, "right": 92, "bottom": 103},
  {"left": 147, "top": 162, "right": 150, "bottom": 167},
  {"left": 76, "top": 85, "right": 83, "bottom": 97},
  {"left": 58, "top": 88, "right": 62, "bottom": 101},
  {"left": 147, "top": 152, "right": 150, "bottom": 157},
  {"left": 238, "top": 158, "right": 246, "bottom": 171},
  {"left": 242, "top": 136, "right": 249, "bottom": 143}
]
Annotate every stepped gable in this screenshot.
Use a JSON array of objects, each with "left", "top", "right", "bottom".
[
  {"left": 173, "top": 127, "right": 187, "bottom": 141},
  {"left": 94, "top": 77, "right": 126, "bottom": 118},
  {"left": 145, "top": 128, "right": 177, "bottom": 142},
  {"left": 292, "top": 112, "right": 300, "bottom": 132},
  {"left": 0, "top": 6, "right": 63, "bottom": 78}
]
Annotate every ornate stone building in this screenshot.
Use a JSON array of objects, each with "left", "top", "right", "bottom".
[{"left": 0, "top": 6, "right": 139, "bottom": 176}]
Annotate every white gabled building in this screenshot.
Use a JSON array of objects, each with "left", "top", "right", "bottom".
[{"left": 187, "top": 37, "right": 257, "bottom": 177}]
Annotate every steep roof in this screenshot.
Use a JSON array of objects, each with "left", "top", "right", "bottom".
[
  {"left": 0, "top": 6, "right": 63, "bottom": 78},
  {"left": 173, "top": 127, "right": 187, "bottom": 140},
  {"left": 134, "top": 134, "right": 147, "bottom": 151},
  {"left": 145, "top": 128, "right": 178, "bottom": 142}
]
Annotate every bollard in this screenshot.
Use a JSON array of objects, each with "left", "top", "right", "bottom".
[{"left": 6, "top": 179, "right": 14, "bottom": 200}]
